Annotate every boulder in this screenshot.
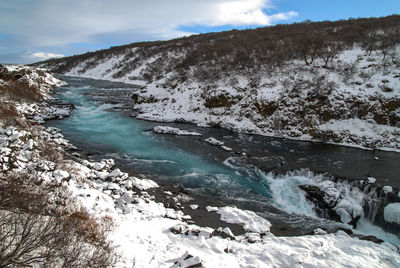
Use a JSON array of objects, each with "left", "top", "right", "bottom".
[
  {"left": 93, "top": 162, "right": 106, "bottom": 171},
  {"left": 174, "top": 254, "right": 203, "bottom": 268},
  {"left": 299, "top": 184, "right": 341, "bottom": 222},
  {"left": 211, "top": 227, "right": 236, "bottom": 240}
]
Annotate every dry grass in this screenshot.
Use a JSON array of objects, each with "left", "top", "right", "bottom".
[
  {"left": 0, "top": 80, "right": 43, "bottom": 103},
  {"left": 0, "top": 173, "right": 118, "bottom": 267}
]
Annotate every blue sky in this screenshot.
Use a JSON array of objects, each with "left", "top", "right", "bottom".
[{"left": 0, "top": 0, "right": 398, "bottom": 64}]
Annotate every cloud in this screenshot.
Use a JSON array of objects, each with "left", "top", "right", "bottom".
[
  {"left": 0, "top": 0, "right": 298, "bottom": 63},
  {"left": 217, "top": 0, "right": 295, "bottom": 25},
  {"left": 0, "top": 51, "right": 65, "bottom": 64},
  {"left": 29, "top": 52, "right": 64, "bottom": 60}
]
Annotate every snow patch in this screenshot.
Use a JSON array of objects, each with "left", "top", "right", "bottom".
[
  {"left": 153, "top": 126, "right": 202, "bottom": 136},
  {"left": 125, "top": 177, "right": 159, "bottom": 190},
  {"left": 217, "top": 206, "right": 271, "bottom": 233},
  {"left": 204, "top": 137, "right": 224, "bottom": 146},
  {"left": 384, "top": 203, "right": 400, "bottom": 224},
  {"left": 383, "top": 186, "right": 393, "bottom": 194}
]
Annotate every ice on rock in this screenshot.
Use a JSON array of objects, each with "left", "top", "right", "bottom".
[
  {"left": 0, "top": 137, "right": 8, "bottom": 147},
  {"left": 170, "top": 224, "right": 190, "bottom": 235},
  {"left": 153, "top": 126, "right": 202, "bottom": 136},
  {"left": 108, "top": 168, "right": 123, "bottom": 178},
  {"left": 10, "top": 133, "right": 21, "bottom": 141},
  {"left": 16, "top": 160, "right": 26, "bottom": 169},
  {"left": 5, "top": 127, "right": 17, "bottom": 136},
  {"left": 384, "top": 203, "right": 400, "bottom": 224},
  {"left": 52, "top": 133, "right": 64, "bottom": 139},
  {"left": 107, "top": 183, "right": 120, "bottom": 191},
  {"left": 190, "top": 204, "right": 199, "bottom": 210},
  {"left": 125, "top": 177, "right": 158, "bottom": 190},
  {"left": 246, "top": 233, "right": 261, "bottom": 243},
  {"left": 37, "top": 160, "right": 55, "bottom": 171},
  {"left": 16, "top": 154, "right": 28, "bottom": 162},
  {"left": 124, "top": 179, "right": 134, "bottom": 190},
  {"left": 82, "top": 160, "right": 93, "bottom": 168},
  {"left": 53, "top": 170, "right": 70, "bottom": 183},
  {"left": 334, "top": 199, "right": 363, "bottom": 224},
  {"left": 2, "top": 163, "right": 9, "bottom": 171},
  {"left": 222, "top": 227, "right": 235, "bottom": 238},
  {"left": 314, "top": 228, "right": 328, "bottom": 235},
  {"left": 217, "top": 206, "right": 271, "bottom": 233},
  {"left": 221, "top": 146, "right": 232, "bottom": 151},
  {"left": 318, "top": 180, "right": 341, "bottom": 205},
  {"left": 0, "top": 148, "right": 11, "bottom": 156},
  {"left": 173, "top": 255, "right": 202, "bottom": 268},
  {"left": 165, "top": 208, "right": 184, "bottom": 220},
  {"left": 383, "top": 186, "right": 393, "bottom": 194},
  {"left": 23, "top": 139, "right": 34, "bottom": 150},
  {"left": 367, "top": 177, "right": 377, "bottom": 184},
  {"left": 103, "top": 158, "right": 115, "bottom": 168},
  {"left": 93, "top": 162, "right": 106, "bottom": 171},
  {"left": 206, "top": 206, "right": 218, "bottom": 212},
  {"left": 204, "top": 137, "right": 224, "bottom": 146},
  {"left": 46, "top": 127, "right": 60, "bottom": 135}
]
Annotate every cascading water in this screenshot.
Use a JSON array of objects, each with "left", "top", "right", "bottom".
[{"left": 48, "top": 76, "right": 400, "bottom": 245}]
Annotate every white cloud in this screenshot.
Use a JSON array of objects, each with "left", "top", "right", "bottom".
[
  {"left": 218, "top": 0, "right": 273, "bottom": 25},
  {"left": 0, "top": 0, "right": 298, "bottom": 63},
  {"left": 29, "top": 52, "right": 65, "bottom": 60},
  {"left": 0, "top": 0, "right": 297, "bottom": 46},
  {"left": 0, "top": 51, "right": 65, "bottom": 64}
]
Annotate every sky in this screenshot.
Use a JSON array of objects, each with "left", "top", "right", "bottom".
[{"left": 0, "top": 0, "right": 398, "bottom": 64}]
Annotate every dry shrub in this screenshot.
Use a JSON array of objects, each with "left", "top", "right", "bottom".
[
  {"left": 0, "top": 173, "right": 118, "bottom": 267},
  {"left": 35, "top": 15, "right": 400, "bottom": 81},
  {"left": 0, "top": 79, "right": 43, "bottom": 103},
  {"left": 0, "top": 101, "right": 21, "bottom": 127},
  {"left": 39, "top": 142, "right": 65, "bottom": 163}
]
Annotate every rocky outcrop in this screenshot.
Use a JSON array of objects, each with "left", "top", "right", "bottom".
[
  {"left": 299, "top": 179, "right": 400, "bottom": 236},
  {"left": 299, "top": 185, "right": 342, "bottom": 223}
]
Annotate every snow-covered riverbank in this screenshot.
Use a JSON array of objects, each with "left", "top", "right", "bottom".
[
  {"left": 1, "top": 65, "right": 400, "bottom": 267},
  {"left": 38, "top": 45, "right": 400, "bottom": 152}
]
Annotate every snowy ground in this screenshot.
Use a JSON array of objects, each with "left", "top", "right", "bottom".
[
  {"left": 1, "top": 65, "right": 400, "bottom": 267},
  {"left": 1, "top": 124, "right": 400, "bottom": 267}
]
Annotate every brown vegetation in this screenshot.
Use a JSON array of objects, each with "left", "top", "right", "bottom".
[
  {"left": 34, "top": 15, "right": 400, "bottom": 82},
  {"left": 0, "top": 173, "right": 117, "bottom": 267},
  {"left": 0, "top": 66, "right": 44, "bottom": 103}
]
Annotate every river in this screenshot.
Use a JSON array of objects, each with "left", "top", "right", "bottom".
[{"left": 46, "top": 76, "right": 400, "bottom": 244}]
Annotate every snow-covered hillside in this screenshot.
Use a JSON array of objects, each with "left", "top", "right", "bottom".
[
  {"left": 1, "top": 65, "right": 400, "bottom": 268},
  {"left": 36, "top": 17, "right": 400, "bottom": 151}
]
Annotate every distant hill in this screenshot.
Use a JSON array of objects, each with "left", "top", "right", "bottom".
[{"left": 34, "top": 15, "right": 400, "bottom": 151}]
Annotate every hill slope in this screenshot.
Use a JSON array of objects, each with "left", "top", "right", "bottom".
[{"left": 35, "top": 15, "right": 400, "bottom": 151}]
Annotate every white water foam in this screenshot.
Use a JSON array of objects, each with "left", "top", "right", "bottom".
[
  {"left": 355, "top": 218, "right": 400, "bottom": 245},
  {"left": 266, "top": 172, "right": 317, "bottom": 217},
  {"left": 224, "top": 157, "right": 400, "bottom": 244}
]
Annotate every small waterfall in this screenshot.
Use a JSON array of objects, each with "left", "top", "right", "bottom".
[
  {"left": 294, "top": 173, "right": 400, "bottom": 241},
  {"left": 360, "top": 184, "right": 380, "bottom": 222}
]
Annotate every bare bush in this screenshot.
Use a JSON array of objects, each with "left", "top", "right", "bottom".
[
  {"left": 39, "top": 142, "right": 65, "bottom": 163},
  {"left": 0, "top": 174, "right": 117, "bottom": 267},
  {"left": 0, "top": 71, "right": 44, "bottom": 103},
  {"left": 339, "top": 62, "right": 358, "bottom": 83},
  {"left": 297, "top": 33, "right": 324, "bottom": 65},
  {"left": 320, "top": 42, "right": 343, "bottom": 67},
  {"left": 0, "top": 101, "right": 21, "bottom": 127}
]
